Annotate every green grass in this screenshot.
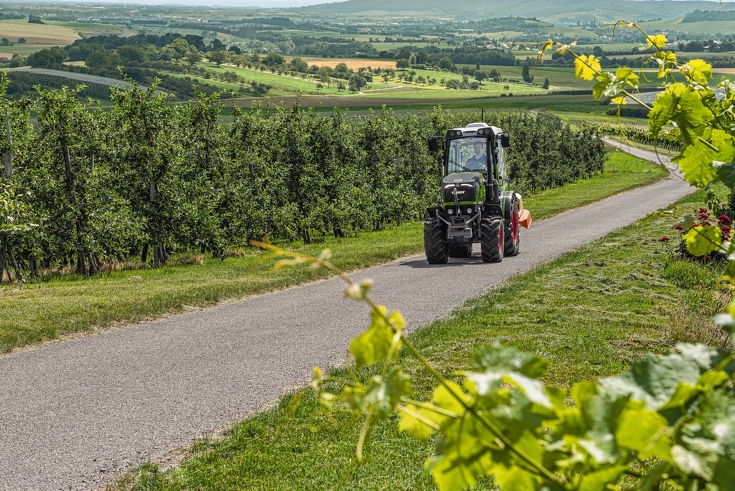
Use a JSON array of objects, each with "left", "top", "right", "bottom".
[
  {"left": 523, "top": 148, "right": 669, "bottom": 220},
  {"left": 0, "top": 151, "right": 666, "bottom": 354},
  {"left": 109, "top": 187, "right": 726, "bottom": 491}
]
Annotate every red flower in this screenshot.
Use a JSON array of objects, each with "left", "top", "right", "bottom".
[
  {"left": 674, "top": 225, "right": 684, "bottom": 230},
  {"left": 719, "top": 215, "right": 732, "bottom": 224},
  {"left": 722, "top": 225, "right": 731, "bottom": 232},
  {"left": 661, "top": 236, "right": 670, "bottom": 242}
]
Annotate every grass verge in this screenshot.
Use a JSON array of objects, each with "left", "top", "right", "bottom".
[
  {"left": 0, "top": 150, "right": 667, "bottom": 354},
  {"left": 110, "top": 188, "right": 728, "bottom": 491}
]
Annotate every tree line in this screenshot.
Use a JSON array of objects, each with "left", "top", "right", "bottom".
[{"left": 0, "top": 80, "right": 605, "bottom": 282}]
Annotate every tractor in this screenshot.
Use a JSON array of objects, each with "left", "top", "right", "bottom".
[{"left": 424, "top": 123, "right": 531, "bottom": 264}]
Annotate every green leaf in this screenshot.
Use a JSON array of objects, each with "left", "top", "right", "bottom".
[
  {"left": 593, "top": 67, "right": 639, "bottom": 100},
  {"left": 653, "top": 51, "right": 677, "bottom": 79},
  {"left": 683, "top": 225, "right": 722, "bottom": 256},
  {"left": 398, "top": 404, "right": 440, "bottom": 440},
  {"left": 577, "top": 465, "right": 627, "bottom": 491},
  {"left": 348, "top": 305, "right": 403, "bottom": 368},
  {"left": 683, "top": 59, "right": 712, "bottom": 85},
  {"left": 491, "top": 464, "right": 540, "bottom": 491},
  {"left": 676, "top": 128, "right": 735, "bottom": 187},
  {"left": 649, "top": 83, "right": 712, "bottom": 144},
  {"left": 601, "top": 344, "right": 732, "bottom": 413},
  {"left": 432, "top": 381, "right": 468, "bottom": 414},
  {"left": 342, "top": 367, "right": 411, "bottom": 417},
  {"left": 616, "top": 407, "right": 671, "bottom": 459}
]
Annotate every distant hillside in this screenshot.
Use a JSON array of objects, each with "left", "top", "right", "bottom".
[{"left": 297, "top": 0, "right": 735, "bottom": 22}]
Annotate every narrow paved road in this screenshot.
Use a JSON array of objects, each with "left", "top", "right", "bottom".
[{"left": 0, "top": 146, "right": 692, "bottom": 490}]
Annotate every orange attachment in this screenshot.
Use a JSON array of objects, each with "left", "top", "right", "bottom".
[{"left": 519, "top": 209, "right": 532, "bottom": 229}]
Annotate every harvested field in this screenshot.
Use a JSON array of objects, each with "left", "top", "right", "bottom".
[{"left": 0, "top": 22, "right": 79, "bottom": 44}]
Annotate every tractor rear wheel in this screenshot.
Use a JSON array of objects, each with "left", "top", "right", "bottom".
[
  {"left": 504, "top": 197, "right": 521, "bottom": 257},
  {"left": 447, "top": 243, "right": 473, "bottom": 258},
  {"left": 481, "top": 217, "right": 504, "bottom": 263},
  {"left": 424, "top": 218, "right": 448, "bottom": 264}
]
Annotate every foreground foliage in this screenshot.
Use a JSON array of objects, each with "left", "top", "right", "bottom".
[{"left": 301, "top": 24, "right": 735, "bottom": 491}]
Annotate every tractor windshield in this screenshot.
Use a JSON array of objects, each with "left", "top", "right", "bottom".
[{"left": 447, "top": 137, "right": 488, "bottom": 174}]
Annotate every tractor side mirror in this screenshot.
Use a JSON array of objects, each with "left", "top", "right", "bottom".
[
  {"left": 427, "top": 136, "right": 442, "bottom": 152},
  {"left": 500, "top": 133, "right": 510, "bottom": 148}
]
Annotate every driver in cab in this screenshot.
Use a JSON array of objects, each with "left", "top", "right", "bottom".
[{"left": 465, "top": 142, "right": 487, "bottom": 171}]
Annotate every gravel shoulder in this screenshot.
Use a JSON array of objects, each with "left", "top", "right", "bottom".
[{"left": 0, "top": 146, "right": 693, "bottom": 490}]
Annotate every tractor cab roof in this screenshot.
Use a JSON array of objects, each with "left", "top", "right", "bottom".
[{"left": 446, "top": 123, "right": 503, "bottom": 139}]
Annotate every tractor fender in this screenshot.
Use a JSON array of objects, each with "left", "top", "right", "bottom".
[
  {"left": 500, "top": 191, "right": 515, "bottom": 224},
  {"left": 501, "top": 191, "right": 532, "bottom": 229}
]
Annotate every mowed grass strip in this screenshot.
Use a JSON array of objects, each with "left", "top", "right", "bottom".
[
  {"left": 0, "top": 150, "right": 666, "bottom": 354},
  {"left": 109, "top": 189, "right": 726, "bottom": 491}
]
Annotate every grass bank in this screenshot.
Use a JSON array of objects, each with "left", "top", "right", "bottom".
[
  {"left": 0, "top": 150, "right": 667, "bottom": 354},
  {"left": 110, "top": 188, "right": 726, "bottom": 491}
]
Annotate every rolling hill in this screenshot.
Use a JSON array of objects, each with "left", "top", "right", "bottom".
[{"left": 296, "top": 0, "right": 735, "bottom": 22}]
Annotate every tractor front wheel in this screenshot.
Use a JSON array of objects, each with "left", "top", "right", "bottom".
[
  {"left": 481, "top": 217, "right": 504, "bottom": 263},
  {"left": 424, "top": 217, "right": 448, "bottom": 264}
]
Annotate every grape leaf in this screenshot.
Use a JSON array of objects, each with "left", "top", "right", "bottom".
[
  {"left": 577, "top": 465, "right": 628, "bottom": 491},
  {"left": 616, "top": 407, "right": 671, "bottom": 460},
  {"left": 348, "top": 305, "right": 404, "bottom": 368},
  {"left": 649, "top": 83, "right": 712, "bottom": 144},
  {"left": 470, "top": 342, "right": 548, "bottom": 378},
  {"left": 647, "top": 34, "right": 667, "bottom": 48},
  {"left": 575, "top": 54, "right": 601, "bottom": 81},
  {"left": 682, "top": 59, "right": 713, "bottom": 85},
  {"left": 683, "top": 225, "right": 722, "bottom": 256}
]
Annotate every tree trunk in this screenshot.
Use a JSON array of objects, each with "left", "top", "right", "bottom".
[
  {"left": 141, "top": 244, "right": 149, "bottom": 263},
  {"left": 0, "top": 235, "right": 7, "bottom": 283}
]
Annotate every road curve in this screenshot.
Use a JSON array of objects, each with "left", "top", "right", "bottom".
[{"left": 0, "top": 147, "right": 693, "bottom": 490}]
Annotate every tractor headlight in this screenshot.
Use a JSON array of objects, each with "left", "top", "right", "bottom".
[
  {"left": 466, "top": 207, "right": 473, "bottom": 214},
  {"left": 447, "top": 208, "right": 454, "bottom": 215}
]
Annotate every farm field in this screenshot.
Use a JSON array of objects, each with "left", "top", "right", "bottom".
[
  {"left": 111, "top": 181, "right": 718, "bottom": 491},
  {"left": 641, "top": 17, "right": 735, "bottom": 36},
  {"left": 45, "top": 20, "right": 128, "bottom": 37},
  {"left": 0, "top": 43, "right": 63, "bottom": 59},
  {"left": 0, "top": 22, "right": 79, "bottom": 44},
  {"left": 284, "top": 56, "right": 398, "bottom": 70},
  {"left": 0, "top": 150, "right": 664, "bottom": 354}
]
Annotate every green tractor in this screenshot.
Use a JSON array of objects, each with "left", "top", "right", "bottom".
[{"left": 424, "top": 123, "right": 531, "bottom": 264}]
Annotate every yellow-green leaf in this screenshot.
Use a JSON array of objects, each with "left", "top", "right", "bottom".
[
  {"left": 398, "top": 404, "right": 439, "bottom": 440},
  {"left": 683, "top": 225, "right": 722, "bottom": 257},
  {"left": 647, "top": 34, "right": 667, "bottom": 48},
  {"left": 649, "top": 83, "right": 712, "bottom": 144},
  {"left": 575, "top": 54, "right": 601, "bottom": 81},
  {"left": 682, "top": 59, "right": 712, "bottom": 85},
  {"left": 616, "top": 407, "right": 671, "bottom": 460}
]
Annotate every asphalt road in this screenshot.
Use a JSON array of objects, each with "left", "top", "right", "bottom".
[{"left": 0, "top": 145, "right": 693, "bottom": 490}]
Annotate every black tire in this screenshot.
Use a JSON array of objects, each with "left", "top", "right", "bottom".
[
  {"left": 447, "top": 243, "right": 473, "bottom": 258},
  {"left": 504, "top": 197, "right": 521, "bottom": 257},
  {"left": 424, "top": 218, "right": 448, "bottom": 264},
  {"left": 481, "top": 217, "right": 504, "bottom": 263}
]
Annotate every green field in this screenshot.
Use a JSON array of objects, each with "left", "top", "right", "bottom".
[
  {"left": 0, "top": 44, "right": 64, "bottom": 57},
  {"left": 641, "top": 17, "right": 735, "bottom": 36}
]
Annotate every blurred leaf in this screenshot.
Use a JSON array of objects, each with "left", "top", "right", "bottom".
[
  {"left": 577, "top": 465, "right": 627, "bottom": 491},
  {"left": 683, "top": 225, "right": 722, "bottom": 256},
  {"left": 647, "top": 34, "right": 667, "bottom": 48}
]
